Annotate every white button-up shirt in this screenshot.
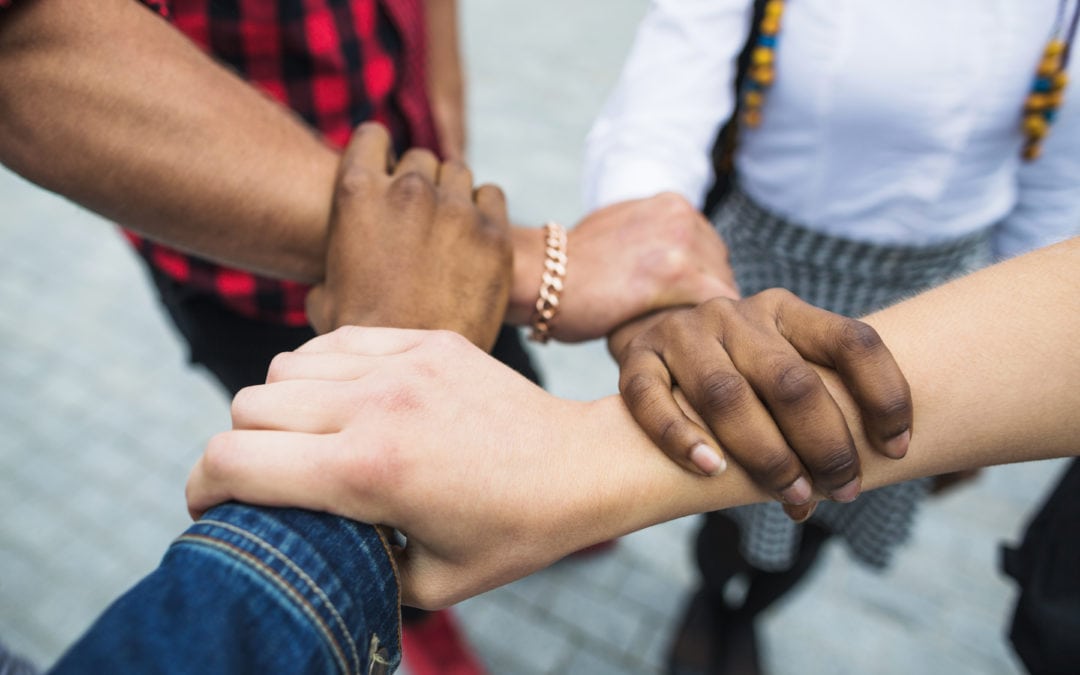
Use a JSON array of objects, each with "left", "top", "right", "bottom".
[{"left": 584, "top": 0, "right": 1080, "bottom": 258}]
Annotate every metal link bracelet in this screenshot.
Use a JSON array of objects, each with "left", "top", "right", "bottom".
[{"left": 528, "top": 221, "right": 568, "bottom": 343}]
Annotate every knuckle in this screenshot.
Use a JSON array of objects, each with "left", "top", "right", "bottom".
[
  {"left": 813, "top": 447, "right": 859, "bottom": 481},
  {"left": 264, "top": 352, "right": 294, "bottom": 383},
  {"left": 229, "top": 386, "right": 259, "bottom": 423},
  {"left": 698, "top": 371, "right": 749, "bottom": 418},
  {"left": 756, "top": 287, "right": 797, "bottom": 305},
  {"left": 754, "top": 451, "right": 802, "bottom": 489},
  {"left": 201, "top": 432, "right": 238, "bottom": 480},
  {"left": 438, "top": 196, "right": 479, "bottom": 225},
  {"left": 328, "top": 325, "right": 365, "bottom": 349},
  {"left": 620, "top": 371, "right": 660, "bottom": 410},
  {"left": 424, "top": 328, "right": 469, "bottom": 353},
  {"left": 835, "top": 319, "right": 885, "bottom": 356},
  {"left": 336, "top": 166, "right": 378, "bottom": 199},
  {"left": 655, "top": 191, "right": 695, "bottom": 218},
  {"left": 699, "top": 296, "right": 736, "bottom": 319},
  {"left": 392, "top": 171, "right": 437, "bottom": 201},
  {"left": 874, "top": 392, "right": 914, "bottom": 425},
  {"left": 769, "top": 362, "right": 819, "bottom": 408}
]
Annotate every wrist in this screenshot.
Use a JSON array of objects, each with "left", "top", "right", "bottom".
[{"left": 507, "top": 225, "right": 547, "bottom": 325}]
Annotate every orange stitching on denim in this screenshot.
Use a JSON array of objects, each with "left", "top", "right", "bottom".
[
  {"left": 175, "top": 534, "right": 354, "bottom": 674},
  {"left": 199, "top": 519, "right": 363, "bottom": 670}
]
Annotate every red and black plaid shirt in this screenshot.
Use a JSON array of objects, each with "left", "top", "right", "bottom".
[{"left": 3, "top": 0, "right": 438, "bottom": 325}]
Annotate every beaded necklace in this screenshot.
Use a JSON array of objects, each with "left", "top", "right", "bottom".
[
  {"left": 1023, "top": 0, "right": 1080, "bottom": 159},
  {"left": 736, "top": 0, "right": 1079, "bottom": 162},
  {"left": 738, "top": 0, "right": 784, "bottom": 130}
]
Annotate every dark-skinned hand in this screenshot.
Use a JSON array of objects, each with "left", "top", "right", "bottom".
[
  {"left": 608, "top": 289, "right": 913, "bottom": 521},
  {"left": 307, "top": 123, "right": 512, "bottom": 352}
]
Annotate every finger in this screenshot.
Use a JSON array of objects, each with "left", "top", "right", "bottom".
[
  {"left": 186, "top": 430, "right": 351, "bottom": 519},
  {"left": 669, "top": 341, "right": 814, "bottom": 505},
  {"left": 394, "top": 148, "right": 440, "bottom": 182},
  {"left": 618, "top": 348, "right": 727, "bottom": 477},
  {"left": 342, "top": 122, "right": 394, "bottom": 175},
  {"left": 473, "top": 183, "right": 509, "bottom": 230},
  {"left": 230, "top": 380, "right": 357, "bottom": 433},
  {"left": 722, "top": 333, "right": 862, "bottom": 502},
  {"left": 266, "top": 351, "right": 384, "bottom": 384},
  {"left": 437, "top": 159, "right": 474, "bottom": 195},
  {"left": 295, "top": 325, "right": 428, "bottom": 356},
  {"left": 774, "top": 295, "right": 913, "bottom": 459}
]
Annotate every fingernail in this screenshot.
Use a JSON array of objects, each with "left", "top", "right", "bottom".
[
  {"left": 884, "top": 429, "right": 911, "bottom": 459},
  {"left": 831, "top": 477, "right": 861, "bottom": 503},
  {"left": 792, "top": 501, "right": 818, "bottom": 524},
  {"left": 780, "top": 477, "right": 812, "bottom": 505},
  {"left": 690, "top": 444, "right": 726, "bottom": 476}
]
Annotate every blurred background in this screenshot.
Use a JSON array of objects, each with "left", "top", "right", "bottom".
[{"left": 0, "top": 0, "right": 1068, "bottom": 673}]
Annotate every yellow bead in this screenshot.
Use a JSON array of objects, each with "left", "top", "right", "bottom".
[
  {"left": 1053, "top": 71, "right": 1069, "bottom": 90},
  {"left": 744, "top": 91, "right": 764, "bottom": 108},
  {"left": 765, "top": 1, "right": 784, "bottom": 18},
  {"left": 752, "top": 47, "right": 774, "bottom": 66},
  {"left": 752, "top": 66, "right": 775, "bottom": 87},
  {"left": 1049, "top": 91, "right": 1066, "bottom": 108},
  {"left": 1038, "top": 56, "right": 1061, "bottom": 77},
  {"left": 760, "top": 17, "right": 781, "bottom": 35},
  {"left": 1026, "top": 93, "right": 1049, "bottom": 111},
  {"left": 743, "top": 109, "right": 763, "bottom": 128},
  {"left": 1023, "top": 143, "right": 1043, "bottom": 161},
  {"left": 1024, "top": 114, "right": 1049, "bottom": 139},
  {"left": 1046, "top": 39, "right": 1066, "bottom": 57}
]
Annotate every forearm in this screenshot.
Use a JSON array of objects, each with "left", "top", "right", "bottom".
[
  {"left": 580, "top": 238, "right": 1080, "bottom": 535},
  {"left": 425, "top": 0, "right": 465, "bottom": 160},
  {"left": 0, "top": 0, "right": 337, "bottom": 282}
]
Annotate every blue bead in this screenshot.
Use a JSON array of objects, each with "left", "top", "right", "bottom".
[
  {"left": 1045, "top": 109, "right": 1059, "bottom": 122},
  {"left": 1034, "top": 78, "right": 1053, "bottom": 92},
  {"left": 757, "top": 36, "right": 778, "bottom": 48}
]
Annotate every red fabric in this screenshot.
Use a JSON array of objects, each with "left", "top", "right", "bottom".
[{"left": 124, "top": 0, "right": 438, "bottom": 326}]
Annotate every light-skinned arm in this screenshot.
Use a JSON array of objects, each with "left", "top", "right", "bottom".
[{"left": 186, "top": 237, "right": 1080, "bottom": 609}]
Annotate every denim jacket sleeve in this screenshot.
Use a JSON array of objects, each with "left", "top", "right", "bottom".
[{"left": 49, "top": 504, "right": 401, "bottom": 675}]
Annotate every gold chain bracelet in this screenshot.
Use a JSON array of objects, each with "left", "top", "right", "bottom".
[{"left": 528, "top": 221, "right": 568, "bottom": 343}]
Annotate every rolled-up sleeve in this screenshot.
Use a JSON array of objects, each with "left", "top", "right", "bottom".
[{"left": 583, "top": 0, "right": 755, "bottom": 211}]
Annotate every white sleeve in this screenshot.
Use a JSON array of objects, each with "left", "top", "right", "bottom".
[
  {"left": 995, "top": 82, "right": 1080, "bottom": 259},
  {"left": 582, "top": 0, "right": 755, "bottom": 211}
]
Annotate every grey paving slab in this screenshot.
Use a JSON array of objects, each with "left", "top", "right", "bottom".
[{"left": 0, "top": 0, "right": 1071, "bottom": 673}]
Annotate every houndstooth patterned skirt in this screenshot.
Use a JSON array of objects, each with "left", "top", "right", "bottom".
[{"left": 713, "top": 188, "right": 993, "bottom": 571}]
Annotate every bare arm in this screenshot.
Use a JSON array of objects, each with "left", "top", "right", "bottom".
[
  {"left": 0, "top": 0, "right": 337, "bottom": 282},
  {"left": 425, "top": 0, "right": 466, "bottom": 161},
  {"left": 185, "top": 238, "right": 1080, "bottom": 608}
]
